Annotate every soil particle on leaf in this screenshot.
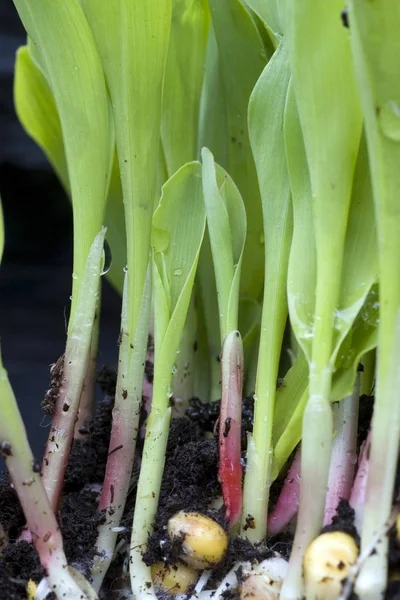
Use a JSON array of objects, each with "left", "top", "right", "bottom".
[{"left": 41, "top": 354, "right": 65, "bottom": 416}]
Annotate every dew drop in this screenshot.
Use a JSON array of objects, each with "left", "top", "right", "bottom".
[
  {"left": 173, "top": 268, "right": 183, "bottom": 276},
  {"left": 101, "top": 239, "right": 112, "bottom": 275},
  {"left": 123, "top": 265, "right": 128, "bottom": 273},
  {"left": 378, "top": 101, "right": 400, "bottom": 142},
  {"left": 72, "top": 272, "right": 78, "bottom": 280},
  {"left": 171, "top": 365, "right": 178, "bottom": 375}
]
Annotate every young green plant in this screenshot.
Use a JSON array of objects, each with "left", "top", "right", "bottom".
[
  {"left": 197, "top": 1, "right": 267, "bottom": 399},
  {"left": 79, "top": 1, "right": 171, "bottom": 585},
  {"left": 281, "top": 0, "right": 377, "bottom": 585},
  {"left": 12, "top": 0, "right": 112, "bottom": 509},
  {"left": 349, "top": 2, "right": 400, "bottom": 597},
  {"left": 130, "top": 162, "right": 206, "bottom": 600},
  {"left": 201, "top": 147, "right": 246, "bottom": 526},
  {"left": 241, "top": 39, "right": 292, "bottom": 542}
]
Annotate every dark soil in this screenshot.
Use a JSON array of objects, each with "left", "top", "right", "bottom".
[
  {"left": 0, "top": 361, "right": 393, "bottom": 599},
  {"left": 0, "top": 367, "right": 118, "bottom": 598},
  {"left": 357, "top": 394, "right": 374, "bottom": 449},
  {"left": 322, "top": 499, "right": 360, "bottom": 545}
]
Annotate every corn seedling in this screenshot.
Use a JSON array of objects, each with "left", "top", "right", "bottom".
[{"left": 0, "top": 1, "right": 399, "bottom": 598}]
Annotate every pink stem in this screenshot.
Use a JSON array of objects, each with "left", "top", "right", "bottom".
[
  {"left": 349, "top": 429, "right": 371, "bottom": 531},
  {"left": 219, "top": 331, "right": 244, "bottom": 526},
  {"left": 324, "top": 388, "right": 359, "bottom": 526},
  {"left": 267, "top": 446, "right": 301, "bottom": 537}
]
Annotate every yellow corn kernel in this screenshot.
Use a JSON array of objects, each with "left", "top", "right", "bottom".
[
  {"left": 304, "top": 531, "right": 358, "bottom": 600},
  {"left": 151, "top": 561, "right": 199, "bottom": 594},
  {"left": 168, "top": 511, "right": 228, "bottom": 569},
  {"left": 26, "top": 579, "right": 37, "bottom": 600}
]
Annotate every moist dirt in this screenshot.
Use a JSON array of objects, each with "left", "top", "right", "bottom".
[{"left": 0, "top": 366, "right": 397, "bottom": 598}]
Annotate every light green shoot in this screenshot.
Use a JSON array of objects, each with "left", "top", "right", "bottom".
[
  {"left": 202, "top": 0, "right": 266, "bottom": 301},
  {"left": 241, "top": 40, "right": 292, "bottom": 542},
  {"left": 79, "top": 1, "right": 171, "bottom": 576},
  {"left": 130, "top": 162, "right": 206, "bottom": 600},
  {"left": 14, "top": 46, "right": 126, "bottom": 296},
  {"left": 201, "top": 147, "right": 246, "bottom": 341},
  {"left": 281, "top": 0, "right": 376, "bottom": 590},
  {"left": 349, "top": 1, "right": 400, "bottom": 597},
  {"left": 162, "top": 0, "right": 210, "bottom": 176},
  {"left": 12, "top": 0, "right": 112, "bottom": 321}
]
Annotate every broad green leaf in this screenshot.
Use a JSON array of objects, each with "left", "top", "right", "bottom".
[
  {"left": 162, "top": 0, "right": 210, "bottom": 175},
  {"left": 14, "top": 46, "right": 69, "bottom": 192},
  {"left": 15, "top": 45, "right": 126, "bottom": 296},
  {"left": 201, "top": 0, "right": 266, "bottom": 300},
  {"left": 13, "top": 0, "right": 112, "bottom": 323},
  {"left": 272, "top": 351, "right": 309, "bottom": 449},
  {"left": 201, "top": 148, "right": 246, "bottom": 340},
  {"left": 285, "top": 85, "right": 377, "bottom": 362},
  {"left": 239, "top": 297, "right": 261, "bottom": 387},
  {"left": 152, "top": 161, "right": 206, "bottom": 411},
  {"left": 284, "top": 82, "right": 316, "bottom": 359},
  {"left": 331, "top": 286, "right": 379, "bottom": 401},
  {"left": 241, "top": 40, "right": 292, "bottom": 541},
  {"left": 81, "top": 0, "right": 172, "bottom": 338},
  {"left": 349, "top": 4, "right": 400, "bottom": 590},
  {"left": 284, "top": 0, "right": 362, "bottom": 375},
  {"left": 197, "top": 230, "right": 222, "bottom": 400}
]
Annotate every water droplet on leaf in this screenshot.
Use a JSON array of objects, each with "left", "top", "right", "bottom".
[
  {"left": 101, "top": 239, "right": 112, "bottom": 275},
  {"left": 378, "top": 101, "right": 400, "bottom": 142},
  {"left": 173, "top": 268, "right": 183, "bottom": 276}
]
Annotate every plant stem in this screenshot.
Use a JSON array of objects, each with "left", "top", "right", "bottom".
[
  {"left": 324, "top": 378, "right": 359, "bottom": 526},
  {"left": 267, "top": 446, "right": 301, "bottom": 537},
  {"left": 350, "top": 429, "right": 371, "bottom": 532},
  {"left": 130, "top": 407, "right": 172, "bottom": 600},
  {"left": 74, "top": 295, "right": 101, "bottom": 438},
  {"left": 219, "top": 331, "right": 244, "bottom": 526},
  {"left": 0, "top": 355, "right": 89, "bottom": 599},
  {"left": 41, "top": 228, "right": 106, "bottom": 511},
  {"left": 92, "top": 266, "right": 151, "bottom": 591}
]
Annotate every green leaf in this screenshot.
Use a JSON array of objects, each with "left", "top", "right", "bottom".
[
  {"left": 241, "top": 40, "right": 292, "bottom": 541},
  {"left": 284, "top": 0, "right": 363, "bottom": 375},
  {"left": 152, "top": 161, "right": 206, "bottom": 411},
  {"left": 81, "top": 0, "right": 172, "bottom": 337},
  {"left": 201, "top": 0, "right": 267, "bottom": 300},
  {"left": 14, "top": 46, "right": 69, "bottom": 192},
  {"left": 348, "top": 4, "right": 400, "bottom": 591},
  {"left": 201, "top": 148, "right": 246, "bottom": 340},
  {"left": 14, "top": 45, "right": 126, "bottom": 296},
  {"left": 13, "top": 0, "right": 112, "bottom": 323},
  {"left": 162, "top": 0, "right": 210, "bottom": 175}
]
